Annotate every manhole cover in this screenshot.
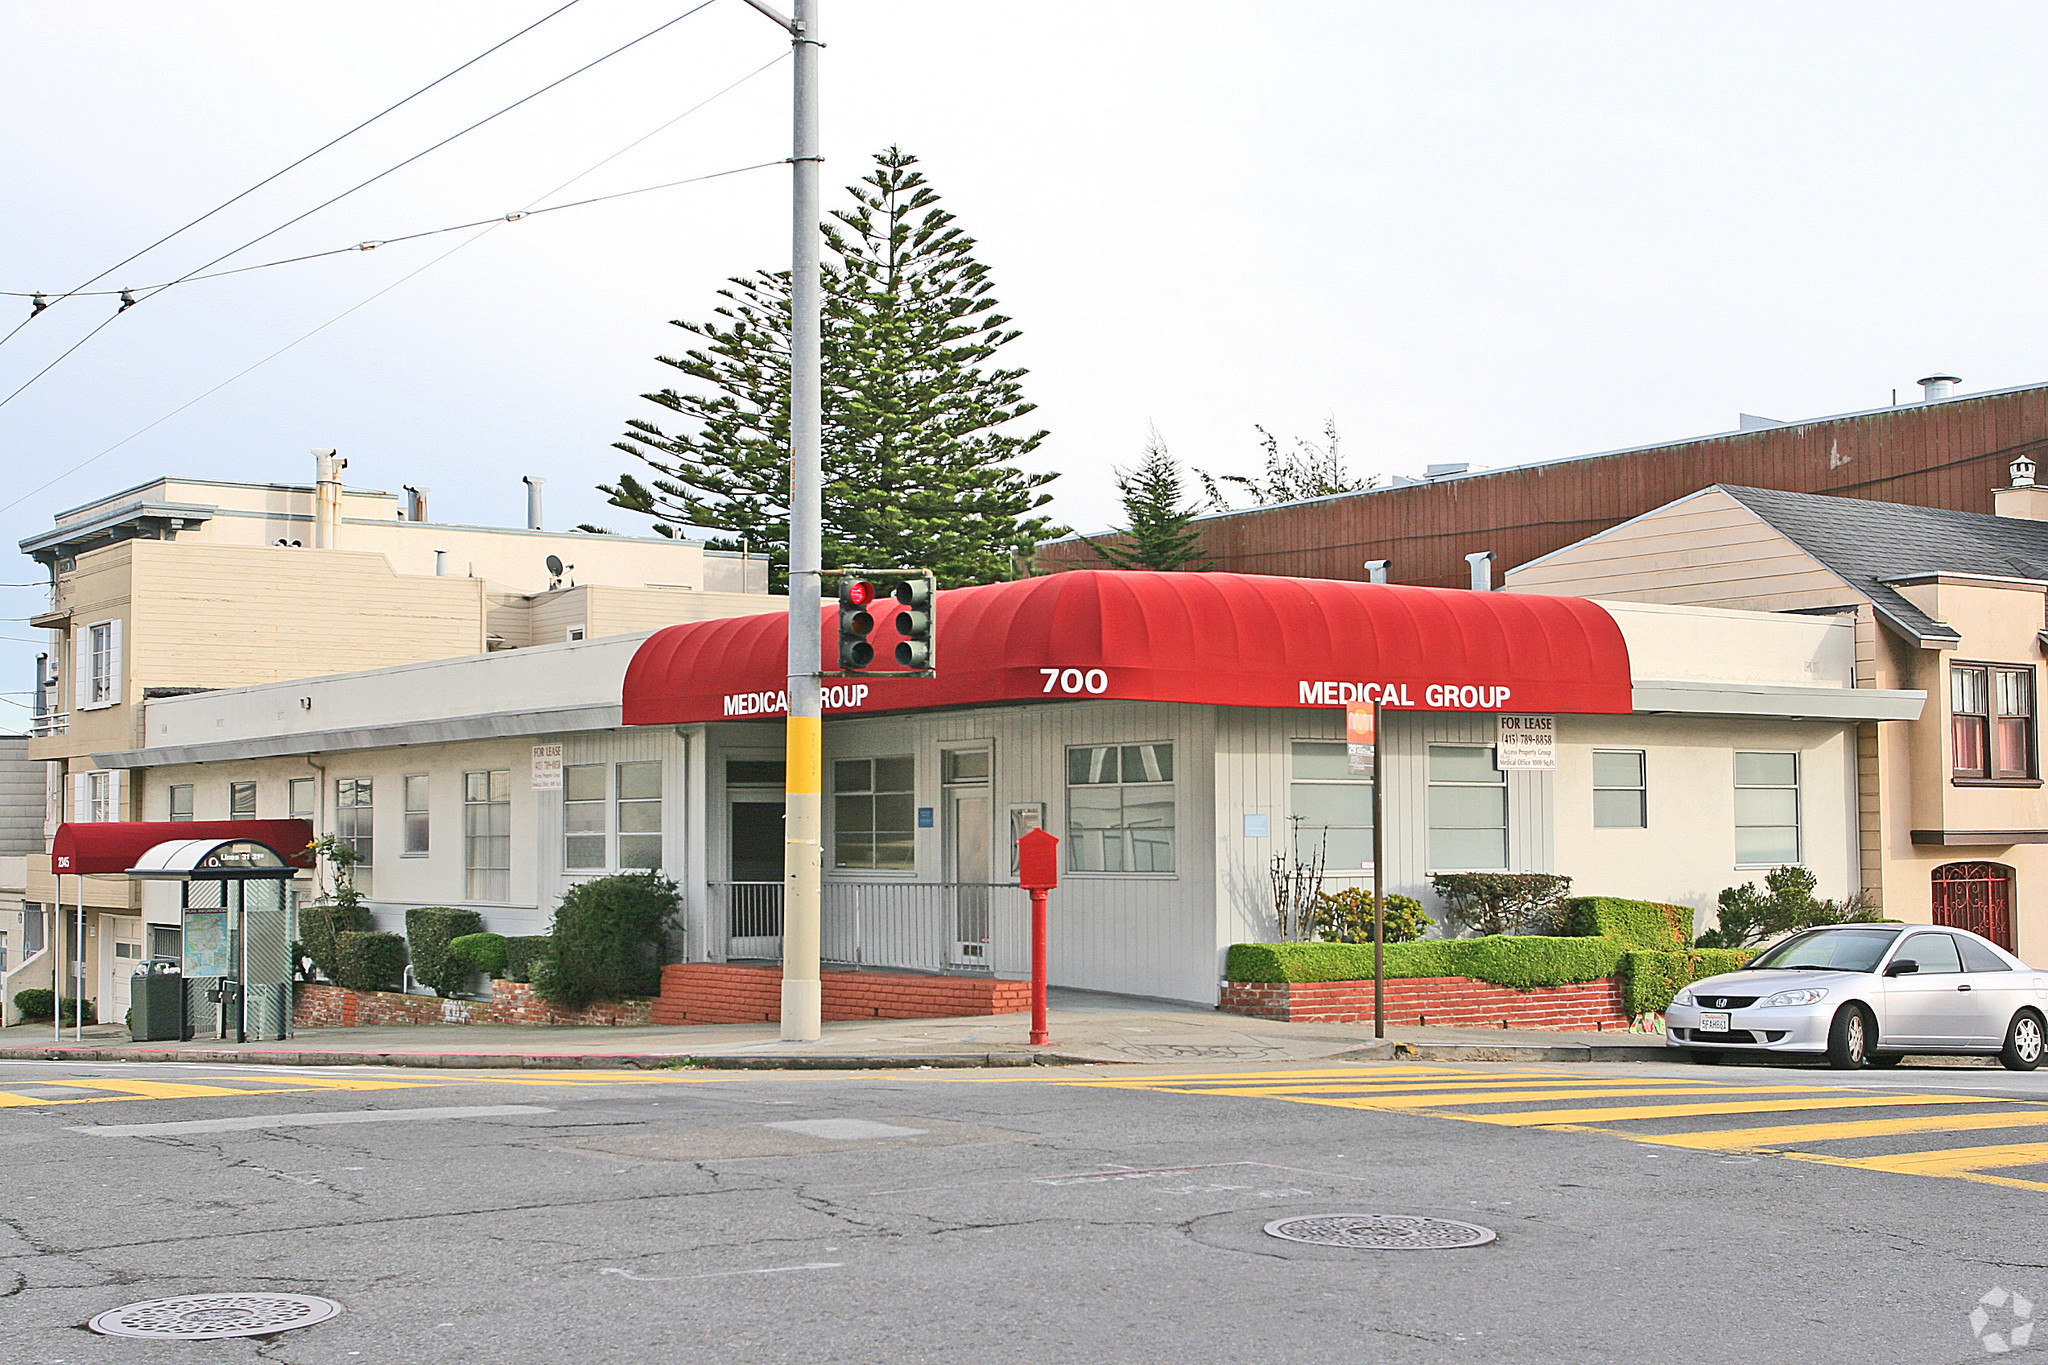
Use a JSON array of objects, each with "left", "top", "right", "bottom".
[
  {"left": 1264, "top": 1215, "right": 1496, "bottom": 1250},
  {"left": 89, "top": 1293, "right": 343, "bottom": 1340}
]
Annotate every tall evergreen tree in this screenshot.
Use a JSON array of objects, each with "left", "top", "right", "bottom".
[
  {"left": 1087, "top": 431, "right": 1208, "bottom": 571},
  {"left": 602, "top": 147, "right": 1060, "bottom": 586}
]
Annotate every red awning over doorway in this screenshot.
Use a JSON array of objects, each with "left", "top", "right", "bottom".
[
  {"left": 51, "top": 821, "right": 316, "bottom": 876},
  {"left": 621, "top": 570, "right": 1633, "bottom": 725}
]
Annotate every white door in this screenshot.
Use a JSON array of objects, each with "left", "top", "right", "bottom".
[
  {"left": 104, "top": 916, "right": 143, "bottom": 1026},
  {"left": 943, "top": 748, "right": 993, "bottom": 967},
  {"left": 727, "top": 797, "right": 785, "bottom": 960}
]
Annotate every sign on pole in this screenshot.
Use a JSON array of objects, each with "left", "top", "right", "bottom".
[
  {"left": 530, "top": 744, "right": 564, "bottom": 791},
  {"left": 1495, "top": 714, "right": 1556, "bottom": 770},
  {"left": 1346, "top": 702, "right": 1377, "bottom": 775}
]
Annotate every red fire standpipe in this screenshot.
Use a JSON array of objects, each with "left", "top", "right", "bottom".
[
  {"left": 1016, "top": 827, "right": 1060, "bottom": 1048},
  {"left": 1029, "top": 888, "right": 1050, "bottom": 1046}
]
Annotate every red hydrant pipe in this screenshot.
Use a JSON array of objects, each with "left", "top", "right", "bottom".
[{"left": 1029, "top": 887, "right": 1049, "bottom": 1046}]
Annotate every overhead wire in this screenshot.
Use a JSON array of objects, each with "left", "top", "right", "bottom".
[
  {"left": 0, "top": 0, "right": 587, "bottom": 350},
  {"left": 0, "top": 48, "right": 792, "bottom": 520},
  {"left": 0, "top": 0, "right": 721, "bottom": 417}
]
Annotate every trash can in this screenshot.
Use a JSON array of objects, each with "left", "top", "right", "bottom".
[{"left": 129, "top": 961, "right": 187, "bottom": 1042}]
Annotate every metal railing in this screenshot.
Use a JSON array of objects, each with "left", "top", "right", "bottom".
[
  {"left": 29, "top": 710, "right": 67, "bottom": 738},
  {"left": 706, "top": 880, "right": 1029, "bottom": 977}
]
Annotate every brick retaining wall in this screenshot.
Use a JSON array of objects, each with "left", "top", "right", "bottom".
[
  {"left": 293, "top": 981, "right": 654, "bottom": 1029},
  {"left": 1220, "top": 974, "right": 1630, "bottom": 1030},
  {"left": 654, "top": 963, "right": 1032, "bottom": 1025}
]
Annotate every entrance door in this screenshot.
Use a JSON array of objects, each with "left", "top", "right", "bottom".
[
  {"left": 103, "top": 916, "right": 142, "bottom": 1027},
  {"left": 1933, "top": 862, "right": 2015, "bottom": 951},
  {"left": 943, "top": 748, "right": 993, "bottom": 967},
  {"left": 727, "top": 798, "right": 785, "bottom": 959}
]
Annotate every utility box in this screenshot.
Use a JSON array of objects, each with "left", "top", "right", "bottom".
[{"left": 128, "top": 962, "right": 187, "bottom": 1042}]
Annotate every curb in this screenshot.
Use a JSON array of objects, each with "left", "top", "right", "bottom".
[
  {"left": 1335, "top": 1041, "right": 1675, "bottom": 1063},
  {"left": 0, "top": 1045, "right": 1113, "bottom": 1071}
]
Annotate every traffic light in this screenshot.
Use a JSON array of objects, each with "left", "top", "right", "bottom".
[
  {"left": 892, "top": 574, "right": 934, "bottom": 670},
  {"left": 837, "top": 576, "right": 877, "bottom": 670}
]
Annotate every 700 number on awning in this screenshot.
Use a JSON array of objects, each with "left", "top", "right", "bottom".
[{"left": 1041, "top": 668, "right": 1109, "bottom": 695}]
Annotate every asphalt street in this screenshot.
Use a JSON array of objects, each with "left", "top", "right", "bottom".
[{"left": 5, "top": 1055, "right": 2048, "bottom": 1364}]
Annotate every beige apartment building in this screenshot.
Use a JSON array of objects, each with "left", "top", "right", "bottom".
[
  {"left": 1508, "top": 465, "right": 2048, "bottom": 958},
  {"left": 6, "top": 452, "right": 768, "bottom": 1023}
]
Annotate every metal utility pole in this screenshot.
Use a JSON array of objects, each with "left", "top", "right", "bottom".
[{"left": 743, "top": 0, "right": 824, "bottom": 1041}]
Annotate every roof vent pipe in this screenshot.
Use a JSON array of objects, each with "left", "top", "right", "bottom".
[
  {"left": 2012, "top": 456, "right": 2038, "bottom": 489},
  {"left": 403, "top": 484, "right": 430, "bottom": 521},
  {"left": 1465, "top": 550, "right": 1494, "bottom": 592},
  {"left": 1365, "top": 559, "right": 1390, "bottom": 584},
  {"left": 312, "top": 449, "right": 346, "bottom": 550},
  {"left": 1919, "top": 374, "right": 1960, "bottom": 402},
  {"left": 434, "top": 549, "right": 448, "bottom": 576},
  {"left": 523, "top": 476, "right": 545, "bottom": 531}
]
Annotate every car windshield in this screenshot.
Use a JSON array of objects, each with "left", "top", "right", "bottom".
[{"left": 1747, "top": 927, "right": 1902, "bottom": 973}]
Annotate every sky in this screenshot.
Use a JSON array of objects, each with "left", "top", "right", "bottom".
[{"left": 5, "top": 1, "right": 2048, "bottom": 716}]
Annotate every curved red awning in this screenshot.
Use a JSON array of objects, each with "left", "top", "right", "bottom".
[
  {"left": 52, "top": 821, "right": 315, "bottom": 876},
  {"left": 623, "top": 570, "right": 1632, "bottom": 725}
]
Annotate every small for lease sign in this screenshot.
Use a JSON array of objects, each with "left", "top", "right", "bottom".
[
  {"left": 531, "top": 744, "right": 564, "bottom": 790},
  {"left": 1495, "top": 714, "right": 1556, "bottom": 769}
]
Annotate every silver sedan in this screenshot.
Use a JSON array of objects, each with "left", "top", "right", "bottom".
[{"left": 1664, "top": 924, "right": 2048, "bottom": 1069}]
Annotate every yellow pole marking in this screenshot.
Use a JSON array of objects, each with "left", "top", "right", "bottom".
[
  {"left": 1423, "top": 1093, "right": 2008, "bottom": 1127},
  {"left": 1617, "top": 1110, "right": 2048, "bottom": 1151}
]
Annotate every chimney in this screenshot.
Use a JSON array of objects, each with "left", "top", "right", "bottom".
[
  {"left": 1918, "top": 374, "right": 1961, "bottom": 402},
  {"left": 523, "top": 476, "right": 545, "bottom": 531},
  {"left": 1465, "top": 550, "right": 1495, "bottom": 591},
  {"left": 1365, "top": 559, "right": 1391, "bottom": 583},
  {"left": 313, "top": 449, "right": 346, "bottom": 549},
  {"left": 434, "top": 549, "right": 449, "bottom": 576},
  {"left": 1994, "top": 455, "right": 2048, "bottom": 522},
  {"left": 403, "top": 484, "right": 430, "bottom": 522}
]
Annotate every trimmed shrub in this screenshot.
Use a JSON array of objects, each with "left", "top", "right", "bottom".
[
  {"left": 504, "top": 935, "right": 553, "bottom": 984},
  {"left": 406, "top": 907, "right": 486, "bottom": 997},
  {"left": 1621, "top": 949, "right": 1753, "bottom": 1017},
  {"left": 538, "top": 871, "right": 680, "bottom": 1010},
  {"left": 1227, "top": 935, "right": 1624, "bottom": 992},
  {"left": 1313, "top": 889, "right": 1433, "bottom": 944},
  {"left": 11, "top": 990, "right": 96, "bottom": 1025},
  {"left": 300, "top": 900, "right": 374, "bottom": 983},
  {"left": 1563, "top": 897, "right": 1693, "bottom": 951},
  {"left": 448, "top": 932, "right": 511, "bottom": 980},
  {"left": 332, "top": 931, "right": 408, "bottom": 993},
  {"left": 1430, "top": 872, "right": 1574, "bottom": 936}
]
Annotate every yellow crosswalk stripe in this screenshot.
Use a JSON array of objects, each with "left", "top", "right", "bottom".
[
  {"left": 1129, "top": 1078, "right": 1802, "bottom": 1099},
  {"left": 176, "top": 1075, "right": 432, "bottom": 1091},
  {"left": 1800, "top": 1140, "right": 2048, "bottom": 1177},
  {"left": 1428, "top": 1092, "right": 2008, "bottom": 1126},
  {"left": 1620, "top": 1110, "right": 2048, "bottom": 1151},
  {"left": 1207, "top": 1084, "right": 1839, "bottom": 1110},
  {"left": 23, "top": 1078, "right": 300, "bottom": 1100}
]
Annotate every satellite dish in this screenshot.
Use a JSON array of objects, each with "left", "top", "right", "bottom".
[{"left": 545, "top": 554, "right": 565, "bottom": 577}]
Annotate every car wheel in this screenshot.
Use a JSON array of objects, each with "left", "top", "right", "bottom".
[
  {"left": 2001, "top": 1011, "right": 2046, "bottom": 1072},
  {"left": 1826, "top": 1005, "right": 1872, "bottom": 1069},
  {"left": 1689, "top": 1049, "right": 1722, "bottom": 1065},
  {"left": 1867, "top": 1053, "right": 1906, "bottom": 1068}
]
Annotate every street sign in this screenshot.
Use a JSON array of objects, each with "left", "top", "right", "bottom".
[
  {"left": 1346, "top": 701, "right": 1376, "bottom": 775},
  {"left": 1496, "top": 714, "right": 1556, "bottom": 769}
]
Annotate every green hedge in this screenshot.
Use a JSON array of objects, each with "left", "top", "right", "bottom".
[
  {"left": 504, "top": 935, "right": 553, "bottom": 985},
  {"left": 537, "top": 872, "right": 680, "bottom": 1010},
  {"left": 1562, "top": 897, "right": 1693, "bottom": 951},
  {"left": 406, "top": 907, "right": 486, "bottom": 997},
  {"left": 1226, "top": 935, "right": 1625, "bottom": 991},
  {"left": 333, "top": 931, "right": 408, "bottom": 993},
  {"left": 12, "top": 989, "right": 96, "bottom": 1024},
  {"left": 1620, "top": 949, "right": 1752, "bottom": 1017},
  {"left": 448, "top": 932, "right": 510, "bottom": 980},
  {"left": 301, "top": 900, "right": 373, "bottom": 983}
]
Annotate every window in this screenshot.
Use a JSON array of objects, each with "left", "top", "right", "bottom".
[
  {"left": 617, "top": 761, "right": 662, "bottom": 870},
  {"left": 288, "top": 777, "right": 314, "bottom": 822},
  {"left": 1734, "top": 751, "right": 1799, "bottom": 866},
  {"left": 1951, "top": 664, "right": 2036, "bottom": 781},
  {"left": 335, "top": 778, "right": 373, "bottom": 865},
  {"left": 564, "top": 764, "right": 606, "bottom": 869},
  {"left": 85, "top": 621, "right": 116, "bottom": 707},
  {"left": 566, "top": 626, "right": 587, "bottom": 642},
  {"left": 229, "top": 781, "right": 256, "bottom": 820},
  {"left": 1957, "top": 934, "right": 2012, "bottom": 973},
  {"left": 1290, "top": 740, "right": 1372, "bottom": 869},
  {"left": 835, "top": 756, "right": 916, "bottom": 870},
  {"left": 86, "top": 770, "right": 116, "bottom": 823},
  {"left": 727, "top": 758, "right": 786, "bottom": 786},
  {"left": 168, "top": 784, "right": 193, "bottom": 822},
  {"left": 1893, "top": 932, "right": 1964, "bottom": 975},
  {"left": 1592, "top": 750, "right": 1647, "bottom": 828},
  {"left": 464, "top": 769, "right": 510, "bottom": 900},
  {"left": 149, "top": 925, "right": 183, "bottom": 961},
  {"left": 403, "top": 774, "right": 430, "bottom": 856},
  {"left": 1066, "top": 743, "right": 1175, "bottom": 873},
  {"left": 1428, "top": 744, "right": 1506, "bottom": 870}
]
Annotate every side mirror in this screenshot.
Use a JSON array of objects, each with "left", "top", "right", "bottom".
[{"left": 1884, "top": 960, "right": 1919, "bottom": 977}]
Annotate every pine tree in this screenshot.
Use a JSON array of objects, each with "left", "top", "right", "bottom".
[
  {"left": 602, "top": 147, "right": 1060, "bottom": 586},
  {"left": 1087, "top": 431, "right": 1209, "bottom": 571}
]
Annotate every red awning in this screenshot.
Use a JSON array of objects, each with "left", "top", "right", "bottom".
[
  {"left": 52, "top": 821, "right": 316, "bottom": 876},
  {"left": 622, "top": 570, "right": 1632, "bottom": 725}
]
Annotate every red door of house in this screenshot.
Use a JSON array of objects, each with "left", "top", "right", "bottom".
[{"left": 1931, "top": 862, "right": 2015, "bottom": 952}]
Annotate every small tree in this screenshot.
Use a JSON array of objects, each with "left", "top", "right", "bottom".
[
  {"left": 1086, "top": 431, "right": 1209, "bottom": 571},
  {"left": 302, "top": 834, "right": 371, "bottom": 982},
  {"left": 1696, "top": 866, "right": 1878, "bottom": 949},
  {"left": 536, "top": 871, "right": 681, "bottom": 1010},
  {"left": 1430, "top": 872, "right": 1575, "bottom": 937},
  {"left": 1198, "top": 418, "right": 1377, "bottom": 511},
  {"left": 1313, "top": 889, "right": 1434, "bottom": 944}
]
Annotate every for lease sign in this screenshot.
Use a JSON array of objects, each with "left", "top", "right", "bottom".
[{"left": 1495, "top": 714, "right": 1556, "bottom": 769}]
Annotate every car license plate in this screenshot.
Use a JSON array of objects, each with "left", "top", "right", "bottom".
[{"left": 1699, "top": 1012, "right": 1731, "bottom": 1034}]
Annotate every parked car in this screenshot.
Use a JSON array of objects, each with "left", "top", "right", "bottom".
[{"left": 1665, "top": 924, "right": 2048, "bottom": 1070}]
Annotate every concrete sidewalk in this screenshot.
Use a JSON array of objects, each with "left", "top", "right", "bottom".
[{"left": 0, "top": 988, "right": 1675, "bottom": 1069}]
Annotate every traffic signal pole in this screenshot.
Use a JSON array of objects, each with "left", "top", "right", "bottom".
[{"left": 745, "top": 0, "right": 825, "bottom": 1042}]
